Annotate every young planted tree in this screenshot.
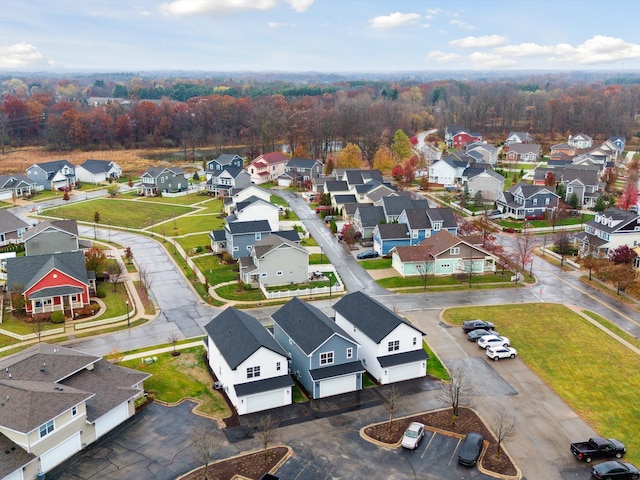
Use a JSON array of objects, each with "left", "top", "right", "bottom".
[
  {"left": 382, "top": 385, "right": 401, "bottom": 428},
  {"left": 436, "top": 365, "right": 474, "bottom": 426},
  {"left": 191, "top": 424, "right": 220, "bottom": 480},
  {"left": 106, "top": 261, "right": 123, "bottom": 291},
  {"left": 85, "top": 246, "right": 107, "bottom": 274},
  {"left": 553, "top": 231, "right": 574, "bottom": 267},
  {"left": 514, "top": 227, "right": 535, "bottom": 279},
  {"left": 257, "top": 414, "right": 278, "bottom": 460},
  {"left": 605, "top": 263, "right": 636, "bottom": 295},
  {"left": 168, "top": 329, "right": 180, "bottom": 356},
  {"left": 491, "top": 409, "right": 517, "bottom": 457}
]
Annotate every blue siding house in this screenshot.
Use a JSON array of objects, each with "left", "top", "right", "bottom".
[
  {"left": 272, "top": 298, "right": 364, "bottom": 399},
  {"left": 397, "top": 207, "right": 458, "bottom": 245},
  {"left": 372, "top": 223, "right": 411, "bottom": 256},
  {"left": 224, "top": 220, "right": 272, "bottom": 259}
]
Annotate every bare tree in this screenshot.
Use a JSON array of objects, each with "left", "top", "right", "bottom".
[
  {"left": 382, "top": 385, "right": 401, "bottom": 427},
  {"left": 257, "top": 414, "right": 278, "bottom": 459},
  {"left": 553, "top": 231, "right": 574, "bottom": 267},
  {"left": 491, "top": 409, "right": 517, "bottom": 457},
  {"left": 137, "top": 262, "right": 153, "bottom": 292},
  {"left": 106, "top": 260, "right": 123, "bottom": 292},
  {"left": 32, "top": 316, "right": 45, "bottom": 343},
  {"left": 436, "top": 365, "right": 474, "bottom": 426},
  {"left": 513, "top": 226, "right": 535, "bottom": 279},
  {"left": 168, "top": 329, "right": 180, "bottom": 356},
  {"left": 191, "top": 424, "right": 220, "bottom": 480}
]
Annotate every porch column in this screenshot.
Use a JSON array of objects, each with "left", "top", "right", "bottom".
[{"left": 68, "top": 294, "right": 74, "bottom": 319}]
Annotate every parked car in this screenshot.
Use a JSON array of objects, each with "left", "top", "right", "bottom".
[
  {"left": 458, "top": 432, "right": 484, "bottom": 466},
  {"left": 316, "top": 206, "right": 332, "bottom": 213},
  {"left": 467, "top": 329, "right": 498, "bottom": 342},
  {"left": 357, "top": 250, "right": 379, "bottom": 260},
  {"left": 486, "top": 346, "right": 517, "bottom": 361},
  {"left": 571, "top": 437, "right": 626, "bottom": 463},
  {"left": 486, "top": 209, "right": 502, "bottom": 219},
  {"left": 592, "top": 460, "right": 639, "bottom": 479},
  {"left": 478, "top": 335, "right": 510, "bottom": 350},
  {"left": 401, "top": 422, "right": 425, "bottom": 450},
  {"left": 462, "top": 319, "right": 495, "bottom": 333}
]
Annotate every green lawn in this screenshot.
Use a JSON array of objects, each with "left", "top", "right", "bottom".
[
  {"left": 497, "top": 214, "right": 595, "bottom": 229},
  {"left": 423, "top": 341, "right": 449, "bottom": 380},
  {"left": 377, "top": 273, "right": 514, "bottom": 289},
  {"left": 89, "top": 282, "right": 130, "bottom": 321},
  {"left": 192, "top": 255, "right": 238, "bottom": 285},
  {"left": 157, "top": 213, "right": 224, "bottom": 236},
  {"left": 120, "top": 346, "right": 230, "bottom": 418},
  {"left": 130, "top": 193, "right": 208, "bottom": 206},
  {"left": 360, "top": 258, "right": 392, "bottom": 270},
  {"left": 215, "top": 284, "right": 265, "bottom": 301},
  {"left": 270, "top": 194, "right": 287, "bottom": 206},
  {"left": 442, "top": 303, "right": 640, "bottom": 465},
  {"left": 43, "top": 198, "right": 194, "bottom": 229},
  {"left": 309, "top": 253, "right": 331, "bottom": 264},
  {"left": 176, "top": 233, "right": 212, "bottom": 253}
]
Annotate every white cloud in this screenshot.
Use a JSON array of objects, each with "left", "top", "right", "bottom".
[
  {"left": 370, "top": 12, "right": 421, "bottom": 30},
  {"left": 283, "top": 0, "right": 313, "bottom": 12},
  {"left": 0, "top": 43, "right": 53, "bottom": 69},
  {"left": 268, "top": 21, "right": 294, "bottom": 28},
  {"left": 494, "top": 42, "right": 556, "bottom": 57},
  {"left": 161, "top": 0, "right": 279, "bottom": 17},
  {"left": 449, "top": 19, "right": 473, "bottom": 30},
  {"left": 426, "top": 50, "right": 461, "bottom": 63},
  {"left": 560, "top": 35, "right": 640, "bottom": 65},
  {"left": 450, "top": 35, "right": 507, "bottom": 48},
  {"left": 469, "top": 52, "right": 516, "bottom": 68}
]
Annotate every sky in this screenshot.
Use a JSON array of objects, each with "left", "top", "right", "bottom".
[{"left": 1, "top": 0, "right": 640, "bottom": 73}]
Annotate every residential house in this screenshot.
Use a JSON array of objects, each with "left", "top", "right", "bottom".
[
  {"left": 549, "top": 143, "right": 577, "bottom": 158},
  {"left": 332, "top": 194, "right": 358, "bottom": 213},
  {"left": 26, "top": 160, "right": 76, "bottom": 191},
  {"left": 377, "top": 196, "right": 430, "bottom": 223},
  {"left": 204, "top": 308, "right": 292, "bottom": 415},
  {"left": 0, "top": 174, "right": 37, "bottom": 200},
  {"left": 272, "top": 298, "right": 364, "bottom": 399},
  {"left": 334, "top": 169, "right": 384, "bottom": 189},
  {"left": 352, "top": 205, "right": 385, "bottom": 240},
  {"left": 465, "top": 141, "right": 499, "bottom": 165},
  {"left": 75, "top": 159, "right": 122, "bottom": 184},
  {"left": 465, "top": 169, "right": 505, "bottom": 202},
  {"left": 505, "top": 143, "right": 542, "bottom": 162},
  {"left": 208, "top": 230, "right": 227, "bottom": 255},
  {"left": 568, "top": 133, "right": 593, "bottom": 149},
  {"left": 574, "top": 208, "right": 640, "bottom": 256},
  {"left": 223, "top": 185, "right": 271, "bottom": 215},
  {"left": 0, "top": 343, "right": 149, "bottom": 479},
  {"left": 0, "top": 209, "right": 29, "bottom": 247},
  {"left": 247, "top": 152, "right": 288, "bottom": 184},
  {"left": 341, "top": 202, "right": 367, "bottom": 222},
  {"left": 6, "top": 250, "right": 92, "bottom": 317},
  {"left": 138, "top": 166, "right": 188, "bottom": 196},
  {"left": 279, "top": 158, "right": 323, "bottom": 187},
  {"left": 324, "top": 180, "right": 350, "bottom": 197},
  {"left": 608, "top": 136, "right": 626, "bottom": 155},
  {"left": 428, "top": 154, "right": 471, "bottom": 187},
  {"left": 24, "top": 220, "right": 80, "bottom": 256},
  {"left": 560, "top": 166, "right": 604, "bottom": 208},
  {"left": 239, "top": 234, "right": 309, "bottom": 286},
  {"left": 391, "top": 230, "right": 498, "bottom": 278},
  {"left": 496, "top": 182, "right": 559, "bottom": 219},
  {"left": 333, "top": 291, "right": 428, "bottom": 385},
  {"left": 206, "top": 154, "right": 244, "bottom": 172},
  {"left": 505, "top": 131, "right": 534, "bottom": 147},
  {"left": 532, "top": 167, "right": 556, "bottom": 186},
  {"left": 232, "top": 196, "right": 280, "bottom": 231},
  {"left": 397, "top": 207, "right": 459, "bottom": 245},
  {"left": 311, "top": 176, "right": 329, "bottom": 193},
  {"left": 372, "top": 223, "right": 411, "bottom": 256},
  {"left": 363, "top": 184, "right": 396, "bottom": 204},
  {"left": 224, "top": 220, "right": 272, "bottom": 259},
  {"left": 445, "top": 125, "right": 482, "bottom": 148},
  {"left": 206, "top": 167, "right": 251, "bottom": 197}
]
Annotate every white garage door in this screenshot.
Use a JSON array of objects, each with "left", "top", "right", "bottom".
[
  {"left": 0, "top": 191, "right": 12, "bottom": 201},
  {"left": 40, "top": 431, "right": 81, "bottom": 472},
  {"left": 2, "top": 468, "right": 23, "bottom": 480},
  {"left": 318, "top": 375, "right": 356, "bottom": 398},
  {"left": 388, "top": 363, "right": 421, "bottom": 383},
  {"left": 95, "top": 402, "right": 129, "bottom": 438},
  {"left": 245, "top": 390, "right": 285, "bottom": 414}
]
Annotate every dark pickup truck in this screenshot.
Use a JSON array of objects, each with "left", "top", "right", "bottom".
[{"left": 570, "top": 436, "right": 626, "bottom": 463}]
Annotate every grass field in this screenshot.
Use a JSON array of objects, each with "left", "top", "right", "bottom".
[
  {"left": 43, "top": 198, "right": 194, "bottom": 229},
  {"left": 378, "top": 272, "right": 514, "bottom": 289},
  {"left": 157, "top": 213, "right": 224, "bottom": 236},
  {"left": 192, "top": 255, "right": 238, "bottom": 285},
  {"left": 443, "top": 303, "right": 640, "bottom": 465},
  {"left": 176, "top": 233, "right": 212, "bottom": 253}
]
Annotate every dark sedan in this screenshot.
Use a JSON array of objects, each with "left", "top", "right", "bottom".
[
  {"left": 592, "top": 461, "right": 639, "bottom": 479},
  {"left": 466, "top": 329, "right": 498, "bottom": 342},
  {"left": 458, "top": 432, "right": 484, "bottom": 467},
  {"left": 462, "top": 319, "right": 495, "bottom": 333},
  {"left": 356, "top": 250, "right": 379, "bottom": 260}
]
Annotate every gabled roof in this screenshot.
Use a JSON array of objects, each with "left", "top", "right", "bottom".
[
  {"left": 252, "top": 234, "right": 307, "bottom": 259},
  {"left": 325, "top": 180, "right": 349, "bottom": 192},
  {"left": 355, "top": 205, "right": 385, "bottom": 227},
  {"left": 392, "top": 244, "right": 433, "bottom": 262},
  {"left": 209, "top": 229, "right": 226, "bottom": 242},
  {"left": 78, "top": 159, "right": 117, "bottom": 174},
  {"left": 586, "top": 208, "right": 639, "bottom": 234},
  {"left": 273, "top": 229, "right": 301, "bottom": 243},
  {"left": 28, "top": 159, "right": 75, "bottom": 173},
  {"left": 142, "top": 166, "right": 185, "bottom": 178},
  {"left": 235, "top": 196, "right": 277, "bottom": 212},
  {"left": 225, "top": 220, "right": 271, "bottom": 235},
  {"left": 507, "top": 182, "right": 557, "bottom": 199},
  {"left": 252, "top": 151, "right": 288, "bottom": 165},
  {"left": 344, "top": 169, "right": 383, "bottom": 186},
  {"left": 343, "top": 202, "right": 368, "bottom": 216},
  {"left": 0, "top": 174, "right": 35, "bottom": 189},
  {"left": 207, "top": 166, "right": 245, "bottom": 180},
  {"left": 286, "top": 158, "right": 321, "bottom": 169},
  {"left": 437, "top": 154, "right": 470, "bottom": 170},
  {"left": 0, "top": 209, "right": 29, "bottom": 234},
  {"left": 467, "top": 168, "right": 504, "bottom": 182},
  {"left": 333, "top": 291, "right": 424, "bottom": 343},
  {"left": 506, "top": 131, "right": 533, "bottom": 142},
  {"left": 6, "top": 250, "right": 89, "bottom": 294},
  {"left": 0, "top": 432, "right": 36, "bottom": 478},
  {"left": 375, "top": 223, "right": 410, "bottom": 240},
  {"left": 402, "top": 207, "right": 457, "bottom": 230},
  {"left": 365, "top": 184, "right": 396, "bottom": 203},
  {"left": 205, "top": 307, "right": 288, "bottom": 369},
  {"left": 418, "top": 230, "right": 470, "bottom": 255},
  {"left": 466, "top": 141, "right": 498, "bottom": 153},
  {"left": 379, "top": 196, "right": 429, "bottom": 217},
  {"left": 22, "top": 219, "right": 78, "bottom": 242},
  {"left": 507, "top": 143, "right": 541, "bottom": 154},
  {"left": 272, "top": 298, "right": 355, "bottom": 355},
  {"left": 211, "top": 154, "right": 243, "bottom": 166},
  {"left": 561, "top": 166, "right": 601, "bottom": 186},
  {"left": 333, "top": 194, "right": 357, "bottom": 204}
]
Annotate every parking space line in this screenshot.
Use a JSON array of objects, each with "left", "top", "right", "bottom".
[
  {"left": 420, "top": 431, "right": 437, "bottom": 459},
  {"left": 448, "top": 438, "right": 462, "bottom": 465}
]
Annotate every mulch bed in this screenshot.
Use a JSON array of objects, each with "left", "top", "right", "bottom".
[
  {"left": 363, "top": 407, "right": 517, "bottom": 477},
  {"left": 179, "top": 446, "right": 288, "bottom": 480}
]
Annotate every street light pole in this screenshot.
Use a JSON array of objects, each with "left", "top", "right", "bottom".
[
  {"left": 126, "top": 300, "right": 130, "bottom": 327},
  {"left": 320, "top": 244, "right": 323, "bottom": 262}
]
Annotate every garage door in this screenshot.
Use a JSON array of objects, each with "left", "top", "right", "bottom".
[
  {"left": 95, "top": 402, "right": 129, "bottom": 438},
  {"left": 245, "top": 389, "right": 285, "bottom": 414},
  {"left": 318, "top": 375, "right": 356, "bottom": 398},
  {"left": 388, "top": 363, "right": 421, "bottom": 383},
  {"left": 40, "top": 431, "right": 81, "bottom": 472},
  {"left": 2, "top": 468, "right": 23, "bottom": 480}
]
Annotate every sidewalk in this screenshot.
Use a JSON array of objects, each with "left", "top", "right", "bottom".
[{"left": 120, "top": 340, "right": 205, "bottom": 362}]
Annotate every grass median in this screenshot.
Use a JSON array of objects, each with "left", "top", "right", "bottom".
[{"left": 443, "top": 303, "right": 640, "bottom": 465}]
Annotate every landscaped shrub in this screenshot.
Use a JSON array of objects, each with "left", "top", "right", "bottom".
[
  {"left": 96, "top": 286, "right": 107, "bottom": 298},
  {"left": 50, "top": 311, "right": 65, "bottom": 324}
]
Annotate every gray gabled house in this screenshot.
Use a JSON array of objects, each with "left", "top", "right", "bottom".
[
  {"left": 206, "top": 166, "right": 251, "bottom": 197},
  {"left": 75, "top": 159, "right": 122, "bottom": 184},
  {"left": 206, "top": 154, "right": 244, "bottom": 172},
  {"left": 23, "top": 220, "right": 80, "bottom": 256},
  {"left": 496, "top": 182, "right": 560, "bottom": 219},
  {"left": 0, "top": 209, "right": 29, "bottom": 247},
  {"left": 138, "top": 166, "right": 188, "bottom": 196},
  {"left": 280, "top": 158, "right": 323, "bottom": 186},
  {"left": 353, "top": 205, "right": 385, "bottom": 240},
  {"left": 26, "top": 160, "right": 76, "bottom": 191},
  {"left": 272, "top": 298, "right": 364, "bottom": 399},
  {"left": 224, "top": 219, "right": 272, "bottom": 259},
  {"left": 0, "top": 174, "right": 37, "bottom": 200}
]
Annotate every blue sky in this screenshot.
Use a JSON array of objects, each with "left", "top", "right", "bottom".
[{"left": 1, "top": 0, "right": 640, "bottom": 72}]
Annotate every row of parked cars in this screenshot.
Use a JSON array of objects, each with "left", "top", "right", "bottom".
[
  {"left": 462, "top": 319, "right": 517, "bottom": 361},
  {"left": 571, "top": 437, "right": 637, "bottom": 479}
]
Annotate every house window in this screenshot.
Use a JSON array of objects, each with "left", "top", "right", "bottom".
[
  {"left": 255, "top": 233, "right": 261, "bottom": 241},
  {"left": 72, "top": 406, "right": 77, "bottom": 416},
  {"left": 276, "top": 271, "right": 283, "bottom": 276},
  {"left": 412, "top": 230, "right": 418, "bottom": 238},
  {"left": 346, "top": 347, "right": 353, "bottom": 359},
  {"left": 39, "top": 420, "right": 54, "bottom": 438},
  {"left": 533, "top": 198, "right": 538, "bottom": 205},
  {"left": 276, "top": 362, "right": 281, "bottom": 371},
  {"left": 388, "top": 340, "right": 399, "bottom": 352},
  {"left": 545, "top": 198, "right": 550, "bottom": 205},
  {"left": 247, "top": 366, "right": 261, "bottom": 378},
  {"left": 413, "top": 337, "right": 417, "bottom": 346},
  {"left": 450, "top": 247, "right": 460, "bottom": 255},
  {"left": 233, "top": 247, "right": 239, "bottom": 252},
  {"left": 247, "top": 245, "right": 253, "bottom": 251},
  {"left": 260, "top": 272, "right": 267, "bottom": 277},
  {"left": 433, "top": 223, "right": 441, "bottom": 231},
  {"left": 320, "top": 351, "right": 334, "bottom": 365}
]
